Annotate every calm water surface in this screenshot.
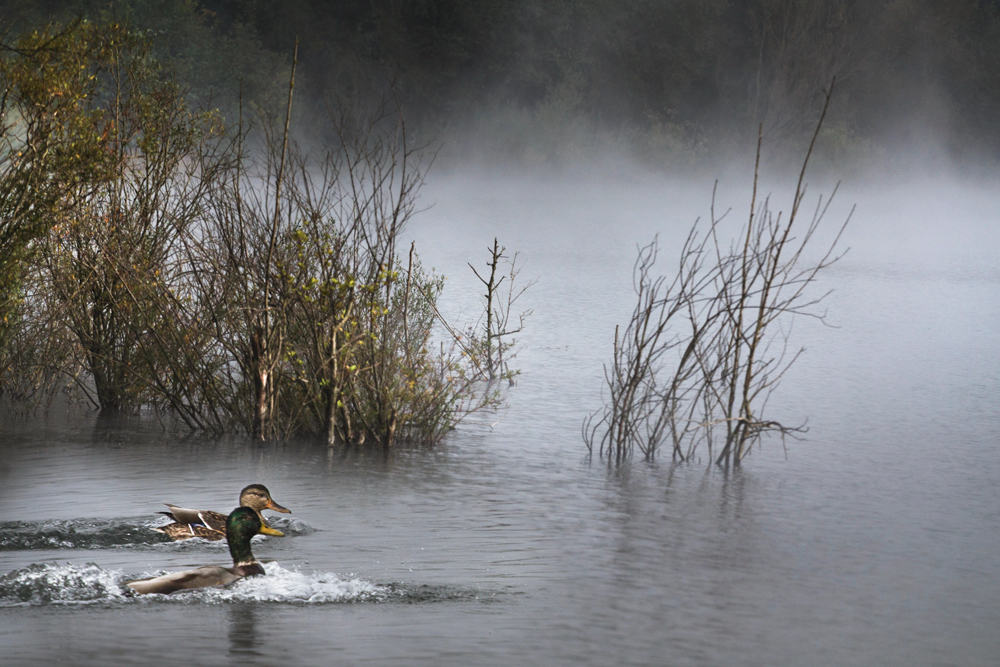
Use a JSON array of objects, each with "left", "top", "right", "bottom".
[{"left": 1, "top": 174, "right": 998, "bottom": 666}]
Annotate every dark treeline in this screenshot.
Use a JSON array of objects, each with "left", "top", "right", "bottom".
[{"left": 3, "top": 0, "right": 1000, "bottom": 166}]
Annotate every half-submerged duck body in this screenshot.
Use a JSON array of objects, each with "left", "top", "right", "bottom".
[
  {"left": 154, "top": 484, "right": 290, "bottom": 540},
  {"left": 128, "top": 507, "right": 266, "bottom": 595}
]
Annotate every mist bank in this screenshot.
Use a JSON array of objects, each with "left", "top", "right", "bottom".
[
  {"left": 415, "top": 166, "right": 1000, "bottom": 294},
  {"left": 3, "top": 0, "right": 1000, "bottom": 171}
]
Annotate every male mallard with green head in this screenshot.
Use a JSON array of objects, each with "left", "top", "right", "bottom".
[
  {"left": 154, "top": 484, "right": 291, "bottom": 540},
  {"left": 128, "top": 507, "right": 267, "bottom": 595}
]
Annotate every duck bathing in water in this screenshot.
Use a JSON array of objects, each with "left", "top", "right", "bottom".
[
  {"left": 154, "top": 484, "right": 290, "bottom": 540},
  {"left": 128, "top": 507, "right": 267, "bottom": 595}
]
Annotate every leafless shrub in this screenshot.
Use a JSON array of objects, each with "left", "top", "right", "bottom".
[
  {"left": 466, "top": 238, "right": 535, "bottom": 383},
  {"left": 585, "top": 81, "right": 851, "bottom": 466},
  {"left": 308, "top": 96, "right": 506, "bottom": 447}
]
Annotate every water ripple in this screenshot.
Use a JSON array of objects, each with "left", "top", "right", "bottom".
[
  {"left": 0, "top": 562, "right": 128, "bottom": 605},
  {"left": 0, "top": 518, "right": 171, "bottom": 550}
]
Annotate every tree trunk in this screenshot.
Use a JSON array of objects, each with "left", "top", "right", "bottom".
[{"left": 250, "top": 331, "right": 268, "bottom": 440}]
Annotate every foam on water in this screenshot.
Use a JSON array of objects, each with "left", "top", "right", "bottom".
[
  {"left": 191, "top": 562, "right": 386, "bottom": 603},
  {"left": 267, "top": 516, "right": 316, "bottom": 536},
  {"left": 0, "top": 562, "right": 129, "bottom": 606},
  {"left": 0, "top": 562, "right": 395, "bottom": 606}
]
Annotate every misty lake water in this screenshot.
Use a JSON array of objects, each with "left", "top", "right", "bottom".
[{"left": 2, "top": 170, "right": 999, "bottom": 666}]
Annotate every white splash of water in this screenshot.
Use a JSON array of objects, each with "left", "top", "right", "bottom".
[
  {"left": 193, "top": 562, "right": 387, "bottom": 603},
  {"left": 0, "top": 562, "right": 129, "bottom": 606},
  {"left": 0, "top": 561, "right": 388, "bottom": 606}
]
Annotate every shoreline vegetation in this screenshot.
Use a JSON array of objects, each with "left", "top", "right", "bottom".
[{"left": 0, "top": 21, "right": 530, "bottom": 446}]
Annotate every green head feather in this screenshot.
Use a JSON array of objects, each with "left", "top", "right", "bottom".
[{"left": 226, "top": 506, "right": 262, "bottom": 565}]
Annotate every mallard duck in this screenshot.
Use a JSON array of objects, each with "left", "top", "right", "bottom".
[
  {"left": 127, "top": 507, "right": 267, "bottom": 595},
  {"left": 153, "top": 484, "right": 290, "bottom": 541}
]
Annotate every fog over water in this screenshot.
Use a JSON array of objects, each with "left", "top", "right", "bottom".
[{"left": 2, "top": 162, "right": 999, "bottom": 666}]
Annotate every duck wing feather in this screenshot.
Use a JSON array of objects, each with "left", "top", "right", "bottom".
[
  {"left": 126, "top": 565, "right": 243, "bottom": 595},
  {"left": 152, "top": 522, "right": 225, "bottom": 541},
  {"left": 162, "top": 505, "right": 228, "bottom": 531}
]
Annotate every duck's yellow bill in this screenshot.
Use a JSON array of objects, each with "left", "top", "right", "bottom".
[{"left": 259, "top": 524, "right": 285, "bottom": 537}]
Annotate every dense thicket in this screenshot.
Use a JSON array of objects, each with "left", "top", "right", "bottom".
[
  {"left": 0, "top": 22, "right": 511, "bottom": 445},
  {"left": 3, "top": 0, "right": 999, "bottom": 164}
]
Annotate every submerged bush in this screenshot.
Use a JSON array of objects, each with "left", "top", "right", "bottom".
[
  {"left": 1, "top": 22, "right": 510, "bottom": 446},
  {"left": 585, "top": 83, "right": 850, "bottom": 466}
]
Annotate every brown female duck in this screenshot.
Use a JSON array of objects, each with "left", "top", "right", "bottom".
[{"left": 153, "top": 484, "right": 290, "bottom": 540}]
